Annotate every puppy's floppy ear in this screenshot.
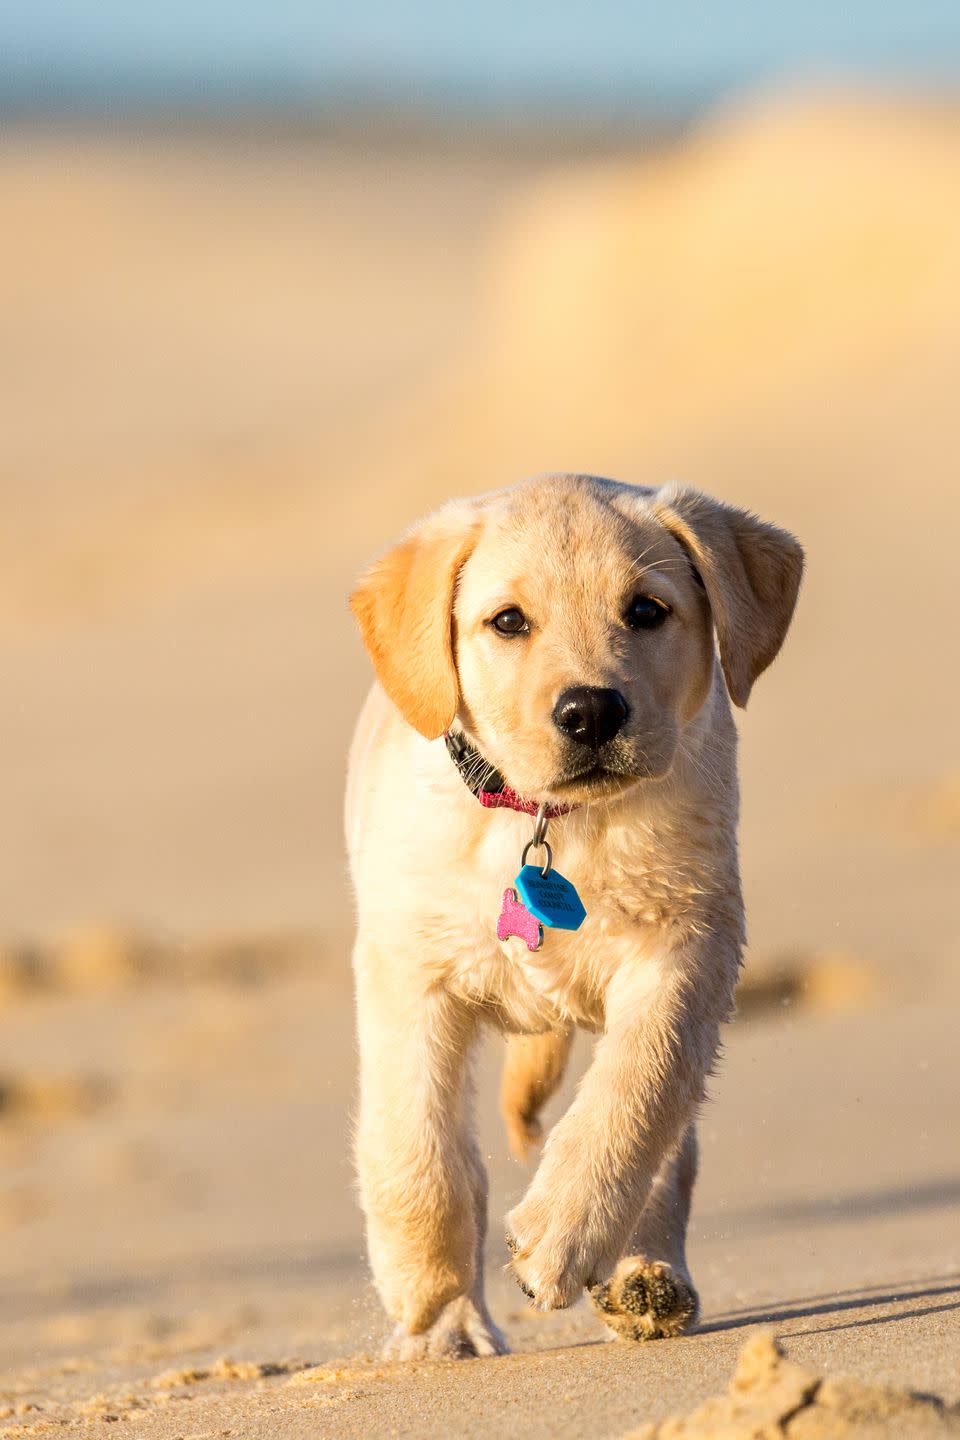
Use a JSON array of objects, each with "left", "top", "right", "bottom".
[
  {"left": 350, "top": 505, "right": 479, "bottom": 739},
  {"left": 652, "top": 485, "right": 804, "bottom": 708}
]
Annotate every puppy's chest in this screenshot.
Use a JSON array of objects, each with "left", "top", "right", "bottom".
[
  {"left": 443, "top": 862, "right": 673, "bottom": 1034},
  {"left": 428, "top": 805, "right": 729, "bottom": 1032}
]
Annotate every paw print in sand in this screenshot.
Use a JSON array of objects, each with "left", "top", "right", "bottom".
[{"left": 588, "top": 1256, "right": 699, "bottom": 1340}]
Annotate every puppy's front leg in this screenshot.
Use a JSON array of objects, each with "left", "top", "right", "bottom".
[
  {"left": 506, "top": 945, "right": 732, "bottom": 1311},
  {"left": 354, "top": 945, "right": 504, "bottom": 1356}
]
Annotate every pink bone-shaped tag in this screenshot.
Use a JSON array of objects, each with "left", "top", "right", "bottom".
[{"left": 497, "top": 887, "right": 543, "bottom": 952}]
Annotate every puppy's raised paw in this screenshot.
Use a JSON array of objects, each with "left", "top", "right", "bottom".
[
  {"left": 588, "top": 1256, "right": 698, "bottom": 1341},
  {"left": 504, "top": 1223, "right": 587, "bottom": 1311}
]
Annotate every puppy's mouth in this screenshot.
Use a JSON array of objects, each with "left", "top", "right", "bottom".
[
  {"left": 548, "top": 762, "right": 640, "bottom": 800},
  {"left": 546, "top": 742, "right": 672, "bottom": 800}
]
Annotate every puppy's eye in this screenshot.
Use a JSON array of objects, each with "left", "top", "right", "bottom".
[
  {"left": 625, "top": 595, "right": 670, "bottom": 631},
  {"left": 490, "top": 607, "right": 529, "bottom": 636}
]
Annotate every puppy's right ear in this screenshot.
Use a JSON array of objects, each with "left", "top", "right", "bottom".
[
  {"left": 350, "top": 506, "right": 479, "bottom": 740},
  {"left": 652, "top": 485, "right": 804, "bottom": 708}
]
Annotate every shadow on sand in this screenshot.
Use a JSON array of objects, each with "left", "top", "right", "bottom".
[{"left": 698, "top": 1276, "right": 960, "bottom": 1337}]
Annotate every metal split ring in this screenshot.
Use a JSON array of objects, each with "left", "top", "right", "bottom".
[
  {"left": 519, "top": 803, "right": 553, "bottom": 876},
  {"left": 520, "top": 838, "right": 553, "bottom": 878},
  {"left": 520, "top": 802, "right": 553, "bottom": 876},
  {"left": 531, "top": 802, "right": 550, "bottom": 848}
]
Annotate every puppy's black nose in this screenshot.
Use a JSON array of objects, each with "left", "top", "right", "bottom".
[{"left": 552, "top": 687, "right": 629, "bottom": 750}]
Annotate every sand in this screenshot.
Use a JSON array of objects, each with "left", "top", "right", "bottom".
[
  {"left": 628, "top": 1333, "right": 960, "bottom": 1438},
  {"left": 0, "top": 946, "right": 957, "bottom": 1436},
  {"left": 0, "top": 93, "right": 958, "bottom": 1435}
]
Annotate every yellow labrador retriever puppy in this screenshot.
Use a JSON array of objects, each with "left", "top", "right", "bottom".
[{"left": 346, "top": 474, "right": 802, "bottom": 1359}]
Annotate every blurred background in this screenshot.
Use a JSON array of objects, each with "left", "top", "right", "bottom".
[{"left": 0, "top": 4, "right": 958, "bottom": 1432}]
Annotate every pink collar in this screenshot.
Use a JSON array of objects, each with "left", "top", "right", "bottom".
[
  {"left": 477, "top": 786, "right": 573, "bottom": 819},
  {"left": 444, "top": 731, "right": 576, "bottom": 819}
]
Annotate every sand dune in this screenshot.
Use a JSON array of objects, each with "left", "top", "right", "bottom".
[{"left": 481, "top": 95, "right": 960, "bottom": 465}]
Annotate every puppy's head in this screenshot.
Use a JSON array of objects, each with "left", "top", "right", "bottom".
[{"left": 351, "top": 476, "right": 803, "bottom": 804}]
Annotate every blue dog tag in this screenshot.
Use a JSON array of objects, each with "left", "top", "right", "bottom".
[{"left": 514, "top": 865, "right": 586, "bottom": 932}]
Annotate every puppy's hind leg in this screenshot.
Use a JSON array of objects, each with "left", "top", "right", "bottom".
[
  {"left": 500, "top": 1028, "right": 574, "bottom": 1161},
  {"left": 588, "top": 1123, "right": 700, "bottom": 1341}
]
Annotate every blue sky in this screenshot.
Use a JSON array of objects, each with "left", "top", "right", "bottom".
[{"left": 3, "top": 1, "right": 959, "bottom": 110}]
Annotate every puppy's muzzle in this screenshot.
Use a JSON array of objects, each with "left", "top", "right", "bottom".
[{"left": 552, "top": 686, "right": 630, "bottom": 751}]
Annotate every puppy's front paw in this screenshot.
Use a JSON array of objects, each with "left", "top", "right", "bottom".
[
  {"left": 588, "top": 1255, "right": 699, "bottom": 1340},
  {"left": 382, "top": 1297, "right": 510, "bottom": 1361},
  {"left": 504, "top": 1199, "right": 601, "bottom": 1312}
]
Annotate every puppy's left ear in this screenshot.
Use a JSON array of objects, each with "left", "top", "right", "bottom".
[
  {"left": 350, "top": 505, "right": 479, "bottom": 739},
  {"left": 653, "top": 485, "right": 804, "bottom": 707}
]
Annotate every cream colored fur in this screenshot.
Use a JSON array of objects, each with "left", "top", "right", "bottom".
[{"left": 346, "top": 474, "right": 802, "bottom": 1359}]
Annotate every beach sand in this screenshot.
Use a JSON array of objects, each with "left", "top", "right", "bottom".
[{"left": 0, "top": 93, "right": 957, "bottom": 1435}]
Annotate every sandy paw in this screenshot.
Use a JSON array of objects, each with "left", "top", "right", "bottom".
[
  {"left": 588, "top": 1255, "right": 699, "bottom": 1340},
  {"left": 382, "top": 1296, "right": 509, "bottom": 1361}
]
